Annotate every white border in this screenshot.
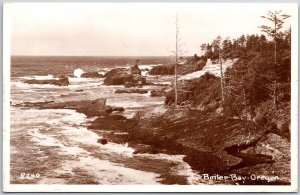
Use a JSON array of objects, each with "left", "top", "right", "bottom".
[{"left": 2, "top": 2, "right": 298, "bottom": 192}]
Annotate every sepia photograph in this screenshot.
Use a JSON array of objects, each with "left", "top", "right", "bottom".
[{"left": 2, "top": 2, "right": 298, "bottom": 192}]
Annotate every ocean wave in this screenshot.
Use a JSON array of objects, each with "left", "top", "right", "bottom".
[
  {"left": 135, "top": 153, "right": 203, "bottom": 185},
  {"left": 73, "top": 68, "right": 84, "bottom": 78},
  {"left": 19, "top": 75, "right": 55, "bottom": 80},
  {"left": 11, "top": 81, "right": 67, "bottom": 89},
  {"left": 68, "top": 77, "right": 101, "bottom": 83},
  {"left": 20, "top": 109, "right": 160, "bottom": 184}
]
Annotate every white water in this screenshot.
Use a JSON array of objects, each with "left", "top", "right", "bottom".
[
  {"left": 74, "top": 68, "right": 84, "bottom": 78},
  {"left": 10, "top": 66, "right": 204, "bottom": 185}
]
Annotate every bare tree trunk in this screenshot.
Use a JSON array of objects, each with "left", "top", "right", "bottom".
[
  {"left": 174, "top": 15, "right": 179, "bottom": 108},
  {"left": 219, "top": 51, "right": 225, "bottom": 103},
  {"left": 174, "top": 62, "right": 178, "bottom": 108},
  {"left": 242, "top": 59, "right": 247, "bottom": 118},
  {"left": 273, "top": 80, "right": 277, "bottom": 109},
  {"left": 273, "top": 15, "right": 277, "bottom": 109},
  {"left": 243, "top": 87, "right": 247, "bottom": 117}
]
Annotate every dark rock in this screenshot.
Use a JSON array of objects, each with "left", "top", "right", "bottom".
[
  {"left": 130, "top": 64, "right": 142, "bottom": 75},
  {"left": 112, "top": 107, "right": 125, "bottom": 112},
  {"left": 98, "top": 138, "right": 108, "bottom": 145},
  {"left": 150, "top": 88, "right": 170, "bottom": 97},
  {"left": 133, "top": 144, "right": 160, "bottom": 154},
  {"left": 15, "top": 98, "right": 111, "bottom": 118},
  {"left": 88, "top": 115, "right": 138, "bottom": 131},
  {"left": 105, "top": 107, "right": 113, "bottom": 114},
  {"left": 165, "top": 73, "right": 221, "bottom": 109},
  {"left": 104, "top": 68, "right": 146, "bottom": 86},
  {"left": 128, "top": 107, "right": 268, "bottom": 174},
  {"left": 149, "top": 65, "right": 175, "bottom": 75},
  {"left": 58, "top": 75, "right": 67, "bottom": 78},
  {"left": 148, "top": 58, "right": 206, "bottom": 76},
  {"left": 81, "top": 72, "right": 104, "bottom": 78},
  {"left": 115, "top": 89, "right": 148, "bottom": 94},
  {"left": 229, "top": 133, "right": 291, "bottom": 184},
  {"left": 75, "top": 89, "right": 84, "bottom": 92},
  {"left": 25, "top": 77, "right": 70, "bottom": 86}
]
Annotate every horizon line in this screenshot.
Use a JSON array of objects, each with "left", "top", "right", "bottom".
[{"left": 11, "top": 55, "right": 177, "bottom": 58}]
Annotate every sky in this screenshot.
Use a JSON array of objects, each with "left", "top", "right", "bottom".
[{"left": 7, "top": 3, "right": 294, "bottom": 56}]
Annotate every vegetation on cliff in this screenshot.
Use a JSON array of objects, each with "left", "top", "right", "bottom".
[{"left": 166, "top": 11, "right": 291, "bottom": 139}]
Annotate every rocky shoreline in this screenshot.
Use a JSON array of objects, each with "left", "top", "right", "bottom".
[
  {"left": 18, "top": 62, "right": 290, "bottom": 185},
  {"left": 15, "top": 96, "right": 290, "bottom": 185}
]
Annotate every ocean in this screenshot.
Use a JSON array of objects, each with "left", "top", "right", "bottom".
[{"left": 10, "top": 56, "right": 203, "bottom": 185}]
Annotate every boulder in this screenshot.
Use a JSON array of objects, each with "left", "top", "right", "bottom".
[
  {"left": 81, "top": 72, "right": 104, "bottom": 78},
  {"left": 25, "top": 77, "right": 69, "bottom": 86},
  {"left": 98, "top": 138, "right": 108, "bottom": 145},
  {"left": 104, "top": 68, "right": 146, "bottom": 86}
]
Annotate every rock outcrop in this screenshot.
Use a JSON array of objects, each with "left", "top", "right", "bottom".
[
  {"left": 128, "top": 108, "right": 270, "bottom": 174},
  {"left": 25, "top": 77, "right": 70, "bottom": 86},
  {"left": 81, "top": 72, "right": 104, "bottom": 78},
  {"left": 88, "top": 115, "right": 138, "bottom": 131},
  {"left": 148, "top": 65, "right": 175, "bottom": 75},
  {"left": 15, "top": 98, "right": 112, "bottom": 117},
  {"left": 104, "top": 68, "right": 146, "bottom": 86},
  {"left": 228, "top": 133, "right": 291, "bottom": 184},
  {"left": 149, "top": 55, "right": 206, "bottom": 76}
]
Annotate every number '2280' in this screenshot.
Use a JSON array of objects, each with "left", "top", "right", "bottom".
[{"left": 20, "top": 173, "right": 40, "bottom": 180}]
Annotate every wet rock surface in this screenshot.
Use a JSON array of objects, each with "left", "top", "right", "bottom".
[{"left": 25, "top": 77, "right": 70, "bottom": 86}]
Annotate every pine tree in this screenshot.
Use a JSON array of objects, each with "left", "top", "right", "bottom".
[{"left": 260, "top": 10, "right": 290, "bottom": 108}]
